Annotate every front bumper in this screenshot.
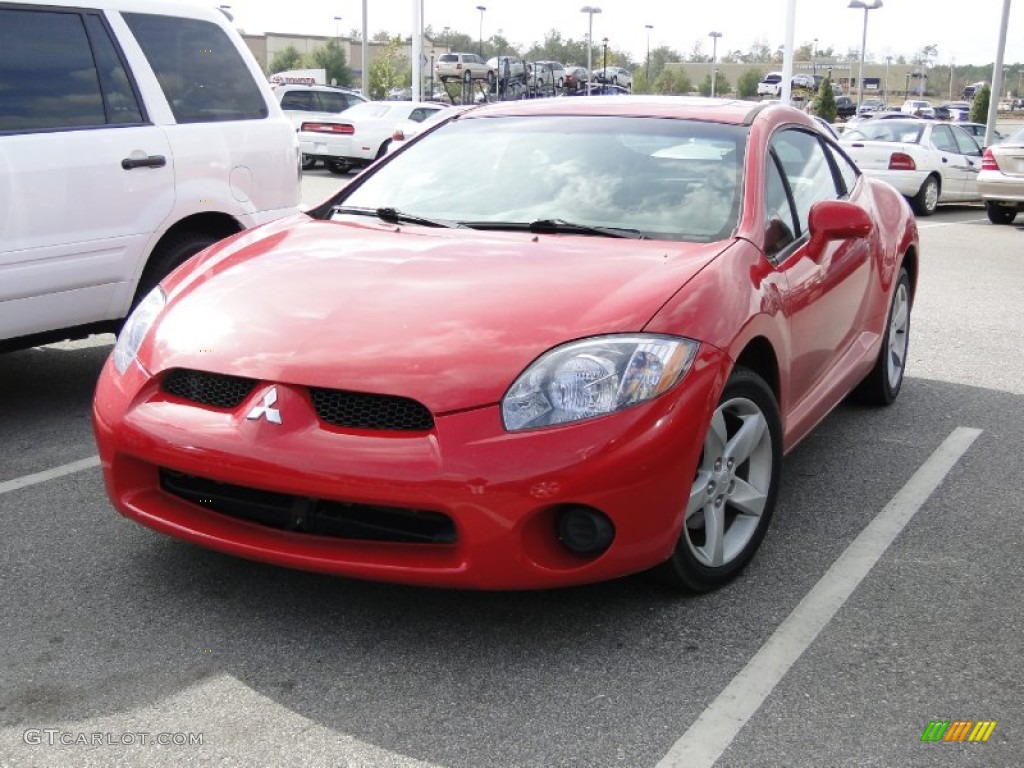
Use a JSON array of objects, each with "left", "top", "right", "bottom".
[{"left": 93, "top": 347, "right": 729, "bottom": 589}]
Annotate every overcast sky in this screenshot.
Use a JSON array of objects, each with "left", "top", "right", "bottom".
[{"left": 215, "top": 0, "right": 1022, "bottom": 68}]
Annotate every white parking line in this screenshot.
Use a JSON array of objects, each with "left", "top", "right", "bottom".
[
  {"left": 655, "top": 426, "right": 982, "bottom": 768},
  {"left": 0, "top": 455, "right": 100, "bottom": 496}
]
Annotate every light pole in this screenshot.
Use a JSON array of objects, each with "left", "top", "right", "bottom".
[
  {"left": 848, "top": 0, "right": 883, "bottom": 113},
  {"left": 708, "top": 31, "right": 722, "bottom": 97},
  {"left": 602, "top": 37, "right": 608, "bottom": 80},
  {"left": 645, "top": 24, "right": 653, "bottom": 82},
  {"left": 581, "top": 6, "right": 602, "bottom": 93},
  {"left": 885, "top": 55, "right": 891, "bottom": 105},
  {"left": 333, "top": 15, "right": 342, "bottom": 39},
  {"left": 476, "top": 5, "right": 486, "bottom": 56},
  {"left": 812, "top": 37, "right": 818, "bottom": 76}
]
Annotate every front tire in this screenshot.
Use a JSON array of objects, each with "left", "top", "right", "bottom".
[
  {"left": 852, "top": 266, "right": 911, "bottom": 405},
  {"left": 134, "top": 231, "right": 218, "bottom": 306},
  {"left": 910, "top": 175, "right": 939, "bottom": 216},
  {"left": 655, "top": 367, "right": 782, "bottom": 593},
  {"left": 986, "top": 201, "right": 1018, "bottom": 225},
  {"left": 326, "top": 159, "right": 350, "bottom": 175}
]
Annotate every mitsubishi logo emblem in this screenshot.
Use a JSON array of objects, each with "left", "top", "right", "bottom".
[{"left": 246, "top": 387, "right": 282, "bottom": 424}]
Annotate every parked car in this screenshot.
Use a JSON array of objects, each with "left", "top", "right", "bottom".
[
  {"left": 592, "top": 66, "right": 632, "bottom": 90},
  {"left": 791, "top": 73, "right": 816, "bottom": 90},
  {"left": 564, "top": 65, "right": 589, "bottom": 90},
  {"left": 757, "top": 71, "right": 783, "bottom": 97},
  {"left": 840, "top": 118, "right": 982, "bottom": 215},
  {"left": 486, "top": 55, "right": 526, "bottom": 82},
  {"left": 434, "top": 52, "right": 495, "bottom": 84},
  {"left": 977, "top": 125, "right": 1024, "bottom": 224},
  {"left": 942, "top": 101, "right": 971, "bottom": 121},
  {"left": 959, "top": 122, "right": 1006, "bottom": 146},
  {"left": 273, "top": 83, "right": 368, "bottom": 169},
  {"left": 527, "top": 61, "right": 557, "bottom": 91},
  {"left": 858, "top": 98, "right": 886, "bottom": 114},
  {"left": 298, "top": 101, "right": 451, "bottom": 174},
  {"left": 900, "top": 99, "right": 934, "bottom": 118},
  {"left": 834, "top": 97, "right": 857, "bottom": 119},
  {"left": 387, "top": 105, "right": 475, "bottom": 152},
  {"left": 533, "top": 60, "right": 567, "bottom": 88},
  {"left": 0, "top": 0, "right": 302, "bottom": 351},
  {"left": 94, "top": 98, "right": 917, "bottom": 593}
]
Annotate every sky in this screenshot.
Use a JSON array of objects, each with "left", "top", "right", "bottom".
[{"left": 209, "top": 0, "right": 1023, "bottom": 68}]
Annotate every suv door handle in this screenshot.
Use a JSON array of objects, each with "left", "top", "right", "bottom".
[{"left": 121, "top": 155, "right": 167, "bottom": 170}]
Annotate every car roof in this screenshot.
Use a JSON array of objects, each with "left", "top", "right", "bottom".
[{"left": 463, "top": 95, "right": 763, "bottom": 124}]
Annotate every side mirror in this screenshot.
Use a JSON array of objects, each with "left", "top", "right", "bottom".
[{"left": 807, "top": 200, "right": 872, "bottom": 257}]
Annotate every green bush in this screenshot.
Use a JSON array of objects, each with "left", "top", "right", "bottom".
[
  {"left": 811, "top": 77, "right": 837, "bottom": 123},
  {"left": 737, "top": 70, "right": 763, "bottom": 99},
  {"left": 970, "top": 84, "right": 990, "bottom": 123}
]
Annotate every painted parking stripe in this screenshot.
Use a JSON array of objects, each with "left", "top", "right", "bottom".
[
  {"left": 0, "top": 455, "right": 100, "bottom": 496},
  {"left": 656, "top": 426, "right": 982, "bottom": 768}
]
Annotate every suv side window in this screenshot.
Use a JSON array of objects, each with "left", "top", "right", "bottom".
[
  {"left": 83, "top": 15, "right": 144, "bottom": 125},
  {"left": 280, "top": 90, "right": 316, "bottom": 111},
  {"left": 0, "top": 8, "right": 134, "bottom": 132},
  {"left": 318, "top": 91, "right": 356, "bottom": 112},
  {"left": 124, "top": 13, "right": 267, "bottom": 123}
]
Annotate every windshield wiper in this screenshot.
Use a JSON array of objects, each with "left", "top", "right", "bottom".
[
  {"left": 331, "top": 205, "right": 458, "bottom": 229},
  {"left": 462, "top": 218, "right": 647, "bottom": 239}
]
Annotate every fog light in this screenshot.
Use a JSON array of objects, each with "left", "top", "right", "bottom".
[{"left": 556, "top": 505, "right": 615, "bottom": 556}]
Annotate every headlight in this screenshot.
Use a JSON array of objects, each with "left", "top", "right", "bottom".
[
  {"left": 502, "top": 334, "right": 699, "bottom": 431},
  {"left": 112, "top": 287, "right": 165, "bottom": 374}
]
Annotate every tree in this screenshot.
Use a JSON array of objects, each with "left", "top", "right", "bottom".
[
  {"left": 812, "top": 77, "right": 838, "bottom": 122},
  {"left": 368, "top": 36, "right": 410, "bottom": 100},
  {"left": 654, "top": 68, "right": 691, "bottom": 95},
  {"left": 308, "top": 39, "right": 353, "bottom": 87},
  {"left": 737, "top": 69, "right": 763, "bottom": 99},
  {"left": 700, "top": 72, "right": 730, "bottom": 97},
  {"left": 268, "top": 45, "right": 304, "bottom": 75},
  {"left": 970, "top": 84, "right": 990, "bottom": 123}
]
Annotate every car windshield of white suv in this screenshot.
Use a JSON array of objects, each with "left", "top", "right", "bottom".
[{"left": 338, "top": 115, "right": 747, "bottom": 243}]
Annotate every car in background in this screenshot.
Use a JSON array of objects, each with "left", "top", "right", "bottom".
[
  {"left": 568, "top": 83, "right": 631, "bottom": 96},
  {"left": 977, "top": 124, "right": 1024, "bottom": 224},
  {"left": 757, "top": 71, "right": 783, "bottom": 97},
  {"left": 273, "top": 83, "right": 369, "bottom": 169},
  {"left": 593, "top": 66, "right": 632, "bottom": 90},
  {"left": 387, "top": 104, "right": 475, "bottom": 152},
  {"left": 858, "top": 98, "right": 886, "bottom": 114},
  {"left": 298, "top": 101, "right": 451, "bottom": 174},
  {"left": 840, "top": 118, "right": 982, "bottom": 215},
  {"left": 900, "top": 99, "right": 934, "bottom": 118},
  {"left": 486, "top": 55, "right": 526, "bottom": 82},
  {"left": 0, "top": 0, "right": 302, "bottom": 351},
  {"left": 791, "top": 73, "right": 816, "bottom": 91},
  {"left": 534, "top": 60, "right": 567, "bottom": 88},
  {"left": 564, "top": 65, "right": 589, "bottom": 90},
  {"left": 942, "top": 101, "right": 971, "bottom": 121},
  {"left": 959, "top": 122, "right": 1005, "bottom": 146},
  {"left": 434, "top": 52, "right": 495, "bottom": 84},
  {"left": 834, "top": 96, "right": 857, "bottom": 119},
  {"left": 94, "top": 98, "right": 917, "bottom": 594}
]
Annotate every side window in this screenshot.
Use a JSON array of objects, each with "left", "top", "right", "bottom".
[
  {"left": 409, "top": 108, "right": 439, "bottom": 123},
  {"left": 317, "top": 91, "right": 349, "bottom": 113},
  {"left": 950, "top": 125, "right": 982, "bottom": 156},
  {"left": 930, "top": 125, "right": 958, "bottom": 153},
  {"left": 825, "top": 143, "right": 860, "bottom": 198},
  {"left": 280, "top": 91, "right": 315, "bottom": 110},
  {"left": 0, "top": 9, "right": 105, "bottom": 131},
  {"left": 769, "top": 129, "right": 841, "bottom": 234},
  {"left": 124, "top": 13, "right": 268, "bottom": 123},
  {"left": 84, "top": 15, "right": 144, "bottom": 125},
  {"left": 764, "top": 154, "right": 798, "bottom": 258}
]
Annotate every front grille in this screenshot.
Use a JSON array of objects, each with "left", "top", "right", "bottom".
[
  {"left": 160, "top": 469, "right": 456, "bottom": 545},
  {"left": 163, "top": 369, "right": 258, "bottom": 409},
  {"left": 310, "top": 388, "right": 434, "bottom": 431}
]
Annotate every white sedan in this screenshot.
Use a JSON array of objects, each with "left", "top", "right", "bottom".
[
  {"left": 298, "top": 101, "right": 451, "bottom": 174},
  {"left": 840, "top": 118, "right": 983, "bottom": 215}
]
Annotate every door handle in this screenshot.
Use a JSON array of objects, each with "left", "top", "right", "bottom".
[
  {"left": 121, "top": 155, "right": 166, "bottom": 170},
  {"left": 941, "top": 157, "right": 948, "bottom": 163}
]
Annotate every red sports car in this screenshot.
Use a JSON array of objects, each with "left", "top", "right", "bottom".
[{"left": 93, "top": 97, "right": 918, "bottom": 592}]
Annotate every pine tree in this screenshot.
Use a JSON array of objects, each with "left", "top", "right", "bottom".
[{"left": 812, "top": 77, "right": 838, "bottom": 123}]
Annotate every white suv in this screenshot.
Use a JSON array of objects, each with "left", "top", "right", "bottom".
[
  {"left": 435, "top": 53, "right": 495, "bottom": 84},
  {"left": 0, "top": 0, "right": 302, "bottom": 350},
  {"left": 757, "top": 72, "right": 783, "bottom": 97}
]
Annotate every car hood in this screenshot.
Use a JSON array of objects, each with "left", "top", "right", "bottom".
[{"left": 148, "top": 218, "right": 727, "bottom": 413}]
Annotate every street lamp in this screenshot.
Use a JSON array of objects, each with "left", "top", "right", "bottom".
[
  {"left": 708, "top": 31, "right": 722, "bottom": 97},
  {"left": 602, "top": 37, "right": 608, "bottom": 79},
  {"left": 476, "top": 5, "right": 486, "bottom": 56},
  {"left": 580, "top": 6, "right": 602, "bottom": 93},
  {"left": 333, "top": 15, "right": 342, "bottom": 39},
  {"left": 645, "top": 24, "right": 653, "bottom": 82},
  {"left": 812, "top": 37, "right": 818, "bottom": 76},
  {"left": 885, "top": 55, "right": 892, "bottom": 105},
  {"left": 848, "top": 0, "right": 883, "bottom": 113}
]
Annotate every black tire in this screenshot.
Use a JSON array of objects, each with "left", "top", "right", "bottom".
[
  {"left": 910, "top": 175, "right": 939, "bottom": 216},
  {"left": 852, "top": 266, "right": 911, "bottom": 406},
  {"left": 375, "top": 140, "right": 391, "bottom": 159},
  {"left": 986, "top": 201, "right": 1018, "bottom": 225},
  {"left": 654, "top": 366, "right": 782, "bottom": 593},
  {"left": 134, "top": 231, "right": 218, "bottom": 306},
  {"left": 301, "top": 154, "right": 316, "bottom": 171},
  {"left": 326, "top": 159, "right": 350, "bottom": 175}
]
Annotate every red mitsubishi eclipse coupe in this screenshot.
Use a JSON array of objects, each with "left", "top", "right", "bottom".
[{"left": 93, "top": 98, "right": 918, "bottom": 592}]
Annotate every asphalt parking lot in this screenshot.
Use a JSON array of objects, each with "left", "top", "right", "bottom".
[{"left": 1, "top": 201, "right": 1020, "bottom": 768}]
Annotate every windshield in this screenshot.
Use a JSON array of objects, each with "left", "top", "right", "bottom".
[
  {"left": 842, "top": 121, "right": 924, "bottom": 144},
  {"left": 340, "top": 115, "right": 747, "bottom": 242}
]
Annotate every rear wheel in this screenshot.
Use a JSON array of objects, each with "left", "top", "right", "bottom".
[
  {"left": 301, "top": 154, "right": 316, "bottom": 171},
  {"left": 986, "top": 201, "right": 1018, "bottom": 225},
  {"left": 852, "top": 266, "right": 911, "bottom": 405},
  {"left": 910, "top": 175, "right": 939, "bottom": 216},
  {"left": 326, "top": 159, "right": 350, "bottom": 175},
  {"left": 655, "top": 367, "right": 782, "bottom": 593}
]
